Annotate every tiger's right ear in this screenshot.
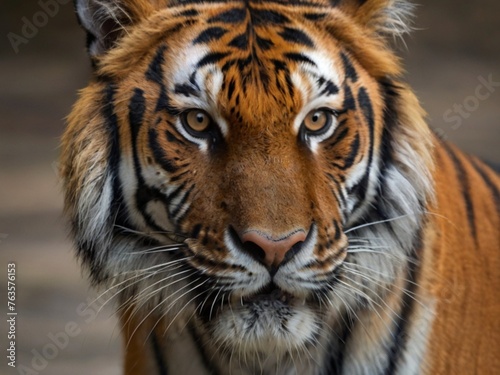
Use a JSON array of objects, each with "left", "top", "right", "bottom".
[{"left": 75, "top": 0, "right": 155, "bottom": 57}]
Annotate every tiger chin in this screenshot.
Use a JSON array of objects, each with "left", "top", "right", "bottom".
[{"left": 61, "top": 0, "right": 500, "bottom": 374}]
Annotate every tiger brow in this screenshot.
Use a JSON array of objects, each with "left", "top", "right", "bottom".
[{"left": 173, "top": 71, "right": 201, "bottom": 98}]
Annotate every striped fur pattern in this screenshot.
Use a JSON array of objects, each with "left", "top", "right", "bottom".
[{"left": 61, "top": 0, "right": 500, "bottom": 374}]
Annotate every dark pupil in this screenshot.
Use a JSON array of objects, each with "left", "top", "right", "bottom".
[
  {"left": 196, "top": 113, "right": 204, "bottom": 123},
  {"left": 312, "top": 112, "right": 321, "bottom": 123}
]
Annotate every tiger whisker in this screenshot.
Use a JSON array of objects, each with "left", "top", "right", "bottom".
[
  {"left": 115, "top": 257, "right": 192, "bottom": 275},
  {"left": 343, "top": 261, "right": 418, "bottom": 288},
  {"left": 86, "top": 269, "right": 162, "bottom": 310},
  {"left": 344, "top": 213, "right": 413, "bottom": 234},
  {"left": 113, "top": 224, "right": 187, "bottom": 238},
  {"left": 209, "top": 286, "right": 223, "bottom": 322},
  {"left": 95, "top": 271, "right": 167, "bottom": 314},
  {"left": 338, "top": 274, "right": 402, "bottom": 337},
  {"left": 91, "top": 263, "right": 187, "bottom": 316},
  {"left": 325, "top": 285, "right": 364, "bottom": 338},
  {"left": 147, "top": 281, "right": 209, "bottom": 343},
  {"left": 346, "top": 248, "right": 423, "bottom": 267},
  {"left": 332, "top": 285, "right": 392, "bottom": 347},
  {"left": 131, "top": 270, "right": 195, "bottom": 313},
  {"left": 342, "top": 264, "right": 430, "bottom": 313},
  {"left": 127, "top": 243, "right": 187, "bottom": 255},
  {"left": 110, "top": 263, "right": 188, "bottom": 318},
  {"left": 347, "top": 244, "right": 391, "bottom": 250},
  {"left": 128, "top": 268, "right": 191, "bottom": 303},
  {"left": 332, "top": 277, "right": 398, "bottom": 338},
  {"left": 120, "top": 269, "right": 197, "bottom": 327},
  {"left": 125, "top": 276, "right": 200, "bottom": 349}
]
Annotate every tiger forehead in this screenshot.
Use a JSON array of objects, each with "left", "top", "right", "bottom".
[{"left": 168, "top": 3, "right": 341, "bottom": 121}]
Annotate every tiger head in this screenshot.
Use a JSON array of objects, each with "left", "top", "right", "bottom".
[{"left": 62, "top": 0, "right": 434, "bottom": 362}]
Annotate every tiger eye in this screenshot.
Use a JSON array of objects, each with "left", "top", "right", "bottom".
[
  {"left": 304, "top": 110, "right": 328, "bottom": 132},
  {"left": 185, "top": 110, "right": 211, "bottom": 133}
]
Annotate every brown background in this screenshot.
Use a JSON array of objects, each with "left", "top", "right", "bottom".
[{"left": 0, "top": 1, "right": 498, "bottom": 374}]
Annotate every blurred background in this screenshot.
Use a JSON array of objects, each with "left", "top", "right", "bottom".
[{"left": 0, "top": 1, "right": 498, "bottom": 374}]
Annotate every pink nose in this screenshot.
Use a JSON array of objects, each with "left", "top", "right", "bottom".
[{"left": 241, "top": 230, "right": 307, "bottom": 269}]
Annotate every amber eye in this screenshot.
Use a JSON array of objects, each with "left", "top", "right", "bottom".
[
  {"left": 303, "top": 109, "right": 331, "bottom": 133},
  {"left": 182, "top": 109, "right": 212, "bottom": 134}
]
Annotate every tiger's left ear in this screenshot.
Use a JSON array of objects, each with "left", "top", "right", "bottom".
[
  {"left": 334, "top": 0, "right": 415, "bottom": 38},
  {"left": 75, "top": 0, "right": 156, "bottom": 57}
]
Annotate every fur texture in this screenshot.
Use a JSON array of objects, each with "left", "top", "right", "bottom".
[{"left": 61, "top": 1, "right": 500, "bottom": 374}]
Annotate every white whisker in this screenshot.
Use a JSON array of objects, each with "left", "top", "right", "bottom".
[{"left": 344, "top": 214, "right": 413, "bottom": 234}]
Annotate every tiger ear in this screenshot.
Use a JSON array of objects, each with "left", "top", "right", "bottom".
[
  {"left": 334, "top": 0, "right": 415, "bottom": 38},
  {"left": 75, "top": 0, "right": 155, "bottom": 56}
]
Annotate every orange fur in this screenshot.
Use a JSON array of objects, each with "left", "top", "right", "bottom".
[
  {"left": 422, "top": 146, "right": 500, "bottom": 373},
  {"left": 61, "top": 1, "right": 500, "bottom": 374}
]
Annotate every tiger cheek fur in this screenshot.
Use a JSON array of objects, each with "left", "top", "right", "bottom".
[{"left": 62, "top": 0, "right": 500, "bottom": 374}]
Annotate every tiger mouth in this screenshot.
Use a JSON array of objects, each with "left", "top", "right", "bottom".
[{"left": 238, "top": 283, "right": 295, "bottom": 305}]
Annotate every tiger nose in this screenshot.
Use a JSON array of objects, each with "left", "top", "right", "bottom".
[{"left": 241, "top": 230, "right": 307, "bottom": 271}]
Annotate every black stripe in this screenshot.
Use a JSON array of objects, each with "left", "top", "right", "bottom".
[
  {"left": 278, "top": 27, "right": 314, "bottom": 47},
  {"left": 146, "top": 45, "right": 179, "bottom": 117},
  {"left": 155, "top": 84, "right": 177, "bottom": 115},
  {"left": 283, "top": 52, "right": 316, "bottom": 66},
  {"left": 178, "top": 8, "right": 199, "bottom": 17},
  {"left": 208, "top": 7, "right": 246, "bottom": 23},
  {"left": 174, "top": 83, "right": 200, "bottom": 97},
  {"left": 227, "top": 78, "right": 236, "bottom": 100},
  {"left": 378, "top": 80, "right": 399, "bottom": 175},
  {"left": 341, "top": 52, "right": 358, "bottom": 83},
  {"left": 228, "top": 32, "right": 249, "bottom": 50},
  {"left": 102, "top": 84, "right": 137, "bottom": 237},
  {"left": 342, "top": 84, "right": 356, "bottom": 111},
  {"left": 470, "top": 158, "right": 500, "bottom": 214},
  {"left": 129, "top": 88, "right": 146, "bottom": 137},
  {"left": 327, "top": 173, "right": 347, "bottom": 208},
  {"left": 256, "top": 35, "right": 274, "bottom": 51},
  {"left": 187, "top": 323, "right": 221, "bottom": 375},
  {"left": 169, "top": 170, "right": 190, "bottom": 184},
  {"left": 236, "top": 54, "right": 253, "bottom": 70},
  {"left": 325, "top": 119, "right": 349, "bottom": 149},
  {"left": 303, "top": 12, "right": 327, "bottom": 20},
  {"left": 326, "top": 314, "right": 356, "bottom": 375},
  {"left": 165, "top": 182, "right": 187, "bottom": 203},
  {"left": 103, "top": 84, "right": 121, "bottom": 193},
  {"left": 149, "top": 128, "right": 179, "bottom": 173},
  {"left": 321, "top": 79, "right": 339, "bottom": 96},
  {"left": 272, "top": 58, "right": 287, "bottom": 72},
  {"left": 443, "top": 144, "right": 478, "bottom": 243},
  {"left": 166, "top": 130, "right": 186, "bottom": 146},
  {"left": 197, "top": 52, "right": 230, "bottom": 68},
  {"left": 271, "top": 58, "right": 294, "bottom": 97},
  {"left": 341, "top": 133, "right": 360, "bottom": 169},
  {"left": 146, "top": 44, "right": 167, "bottom": 83},
  {"left": 151, "top": 330, "right": 168, "bottom": 375},
  {"left": 333, "top": 220, "right": 341, "bottom": 241},
  {"left": 129, "top": 89, "right": 172, "bottom": 233},
  {"left": 251, "top": 8, "right": 290, "bottom": 25},
  {"left": 191, "top": 223, "right": 203, "bottom": 239},
  {"left": 103, "top": 84, "right": 123, "bottom": 211},
  {"left": 77, "top": 84, "right": 120, "bottom": 283},
  {"left": 349, "top": 87, "right": 374, "bottom": 206},
  {"left": 358, "top": 86, "right": 375, "bottom": 142},
  {"left": 171, "top": 185, "right": 194, "bottom": 218},
  {"left": 193, "top": 27, "right": 228, "bottom": 44},
  {"left": 384, "top": 230, "right": 424, "bottom": 374}
]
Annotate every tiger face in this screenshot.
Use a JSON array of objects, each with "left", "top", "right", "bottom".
[{"left": 63, "top": 0, "right": 433, "bottom": 369}]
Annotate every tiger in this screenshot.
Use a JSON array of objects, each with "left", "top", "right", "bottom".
[{"left": 60, "top": 0, "right": 500, "bottom": 374}]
